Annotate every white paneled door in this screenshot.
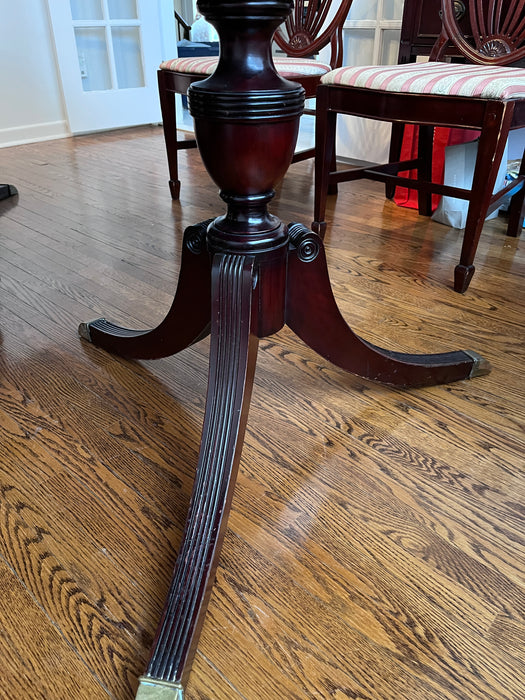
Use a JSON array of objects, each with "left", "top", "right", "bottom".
[
  {"left": 47, "top": 0, "right": 174, "bottom": 134},
  {"left": 338, "top": 0, "right": 405, "bottom": 163}
]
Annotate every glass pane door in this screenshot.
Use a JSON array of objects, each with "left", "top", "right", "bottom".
[
  {"left": 108, "top": 0, "right": 138, "bottom": 19},
  {"left": 70, "top": 0, "right": 104, "bottom": 20},
  {"left": 47, "top": 0, "right": 172, "bottom": 134},
  {"left": 112, "top": 26, "right": 145, "bottom": 88},
  {"left": 70, "top": 0, "right": 144, "bottom": 93},
  {"left": 74, "top": 27, "right": 112, "bottom": 91}
]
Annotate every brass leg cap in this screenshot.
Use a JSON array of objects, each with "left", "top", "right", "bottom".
[
  {"left": 464, "top": 350, "right": 492, "bottom": 378},
  {"left": 78, "top": 322, "right": 92, "bottom": 342},
  {"left": 135, "top": 677, "right": 184, "bottom": 700}
]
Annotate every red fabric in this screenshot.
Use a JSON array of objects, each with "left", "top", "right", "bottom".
[{"left": 394, "top": 127, "right": 481, "bottom": 211}]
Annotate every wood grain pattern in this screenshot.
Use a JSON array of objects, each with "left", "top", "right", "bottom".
[{"left": 0, "top": 125, "right": 523, "bottom": 699}]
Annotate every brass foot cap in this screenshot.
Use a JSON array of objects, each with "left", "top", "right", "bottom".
[
  {"left": 135, "top": 677, "right": 184, "bottom": 700},
  {"left": 78, "top": 322, "right": 92, "bottom": 342},
  {"left": 464, "top": 350, "right": 492, "bottom": 378},
  {"left": 78, "top": 318, "right": 108, "bottom": 342}
]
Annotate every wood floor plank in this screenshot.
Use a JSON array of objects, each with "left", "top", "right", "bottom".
[{"left": 0, "top": 562, "right": 109, "bottom": 700}]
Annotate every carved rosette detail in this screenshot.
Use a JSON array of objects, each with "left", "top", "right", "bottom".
[
  {"left": 289, "top": 31, "right": 313, "bottom": 50},
  {"left": 479, "top": 38, "right": 512, "bottom": 57},
  {"left": 184, "top": 219, "right": 213, "bottom": 255},
  {"left": 288, "top": 222, "right": 321, "bottom": 262},
  {"left": 298, "top": 237, "right": 320, "bottom": 262}
]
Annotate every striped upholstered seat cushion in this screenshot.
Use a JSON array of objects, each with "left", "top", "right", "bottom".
[
  {"left": 160, "top": 55, "right": 332, "bottom": 78},
  {"left": 321, "top": 61, "right": 525, "bottom": 101}
]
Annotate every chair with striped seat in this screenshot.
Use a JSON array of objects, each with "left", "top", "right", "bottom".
[
  {"left": 158, "top": 0, "right": 353, "bottom": 199},
  {"left": 313, "top": 0, "right": 525, "bottom": 293}
]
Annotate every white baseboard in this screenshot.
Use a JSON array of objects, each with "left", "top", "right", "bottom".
[{"left": 0, "top": 121, "right": 70, "bottom": 148}]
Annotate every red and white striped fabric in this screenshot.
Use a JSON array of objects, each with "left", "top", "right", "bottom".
[
  {"left": 160, "top": 56, "right": 332, "bottom": 78},
  {"left": 160, "top": 56, "right": 218, "bottom": 74},
  {"left": 321, "top": 61, "right": 525, "bottom": 100}
]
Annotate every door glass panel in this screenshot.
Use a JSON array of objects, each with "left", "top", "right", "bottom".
[
  {"left": 348, "top": 0, "right": 378, "bottom": 21},
  {"left": 381, "top": 29, "right": 401, "bottom": 63},
  {"left": 70, "top": 0, "right": 103, "bottom": 21},
  {"left": 344, "top": 30, "right": 375, "bottom": 65},
  {"left": 74, "top": 27, "right": 112, "bottom": 91},
  {"left": 383, "top": 0, "right": 404, "bottom": 21},
  {"left": 112, "top": 27, "right": 145, "bottom": 88},
  {"left": 108, "top": 0, "right": 138, "bottom": 20}
]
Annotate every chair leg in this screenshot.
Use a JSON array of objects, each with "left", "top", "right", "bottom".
[
  {"left": 417, "top": 125, "right": 434, "bottom": 217},
  {"left": 327, "top": 112, "right": 338, "bottom": 197},
  {"left": 386, "top": 123, "right": 405, "bottom": 200},
  {"left": 327, "top": 145, "right": 338, "bottom": 196},
  {"left": 507, "top": 145, "right": 525, "bottom": 237},
  {"left": 454, "top": 105, "right": 514, "bottom": 293},
  {"left": 312, "top": 87, "right": 336, "bottom": 239},
  {"left": 158, "top": 73, "right": 182, "bottom": 200}
]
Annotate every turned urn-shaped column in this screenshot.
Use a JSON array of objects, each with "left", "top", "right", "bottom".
[{"left": 188, "top": 0, "right": 305, "bottom": 253}]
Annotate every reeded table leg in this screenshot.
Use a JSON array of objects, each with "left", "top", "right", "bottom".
[
  {"left": 135, "top": 253, "right": 259, "bottom": 698},
  {"left": 286, "top": 224, "right": 490, "bottom": 387},
  {"left": 78, "top": 222, "right": 212, "bottom": 359}
]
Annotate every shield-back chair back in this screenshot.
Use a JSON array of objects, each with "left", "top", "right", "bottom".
[
  {"left": 274, "top": 0, "right": 347, "bottom": 67},
  {"left": 158, "top": 0, "right": 353, "bottom": 199},
  {"left": 313, "top": 0, "right": 525, "bottom": 292}
]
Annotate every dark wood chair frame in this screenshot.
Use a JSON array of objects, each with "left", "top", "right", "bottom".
[
  {"left": 158, "top": 0, "right": 353, "bottom": 199},
  {"left": 313, "top": 0, "right": 525, "bottom": 293}
]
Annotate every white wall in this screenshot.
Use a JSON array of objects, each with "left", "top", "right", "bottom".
[
  {"left": 0, "top": 1, "right": 69, "bottom": 148},
  {"left": 174, "top": 0, "right": 194, "bottom": 24}
]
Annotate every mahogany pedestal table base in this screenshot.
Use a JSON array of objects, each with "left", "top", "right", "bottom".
[
  {"left": 78, "top": 221, "right": 489, "bottom": 700},
  {"left": 77, "top": 1, "right": 490, "bottom": 697}
]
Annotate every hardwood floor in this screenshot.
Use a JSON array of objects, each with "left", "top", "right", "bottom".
[{"left": 0, "top": 125, "right": 523, "bottom": 700}]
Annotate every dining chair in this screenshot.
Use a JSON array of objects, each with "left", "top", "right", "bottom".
[
  {"left": 158, "top": 0, "right": 353, "bottom": 199},
  {"left": 312, "top": 0, "right": 525, "bottom": 293}
]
